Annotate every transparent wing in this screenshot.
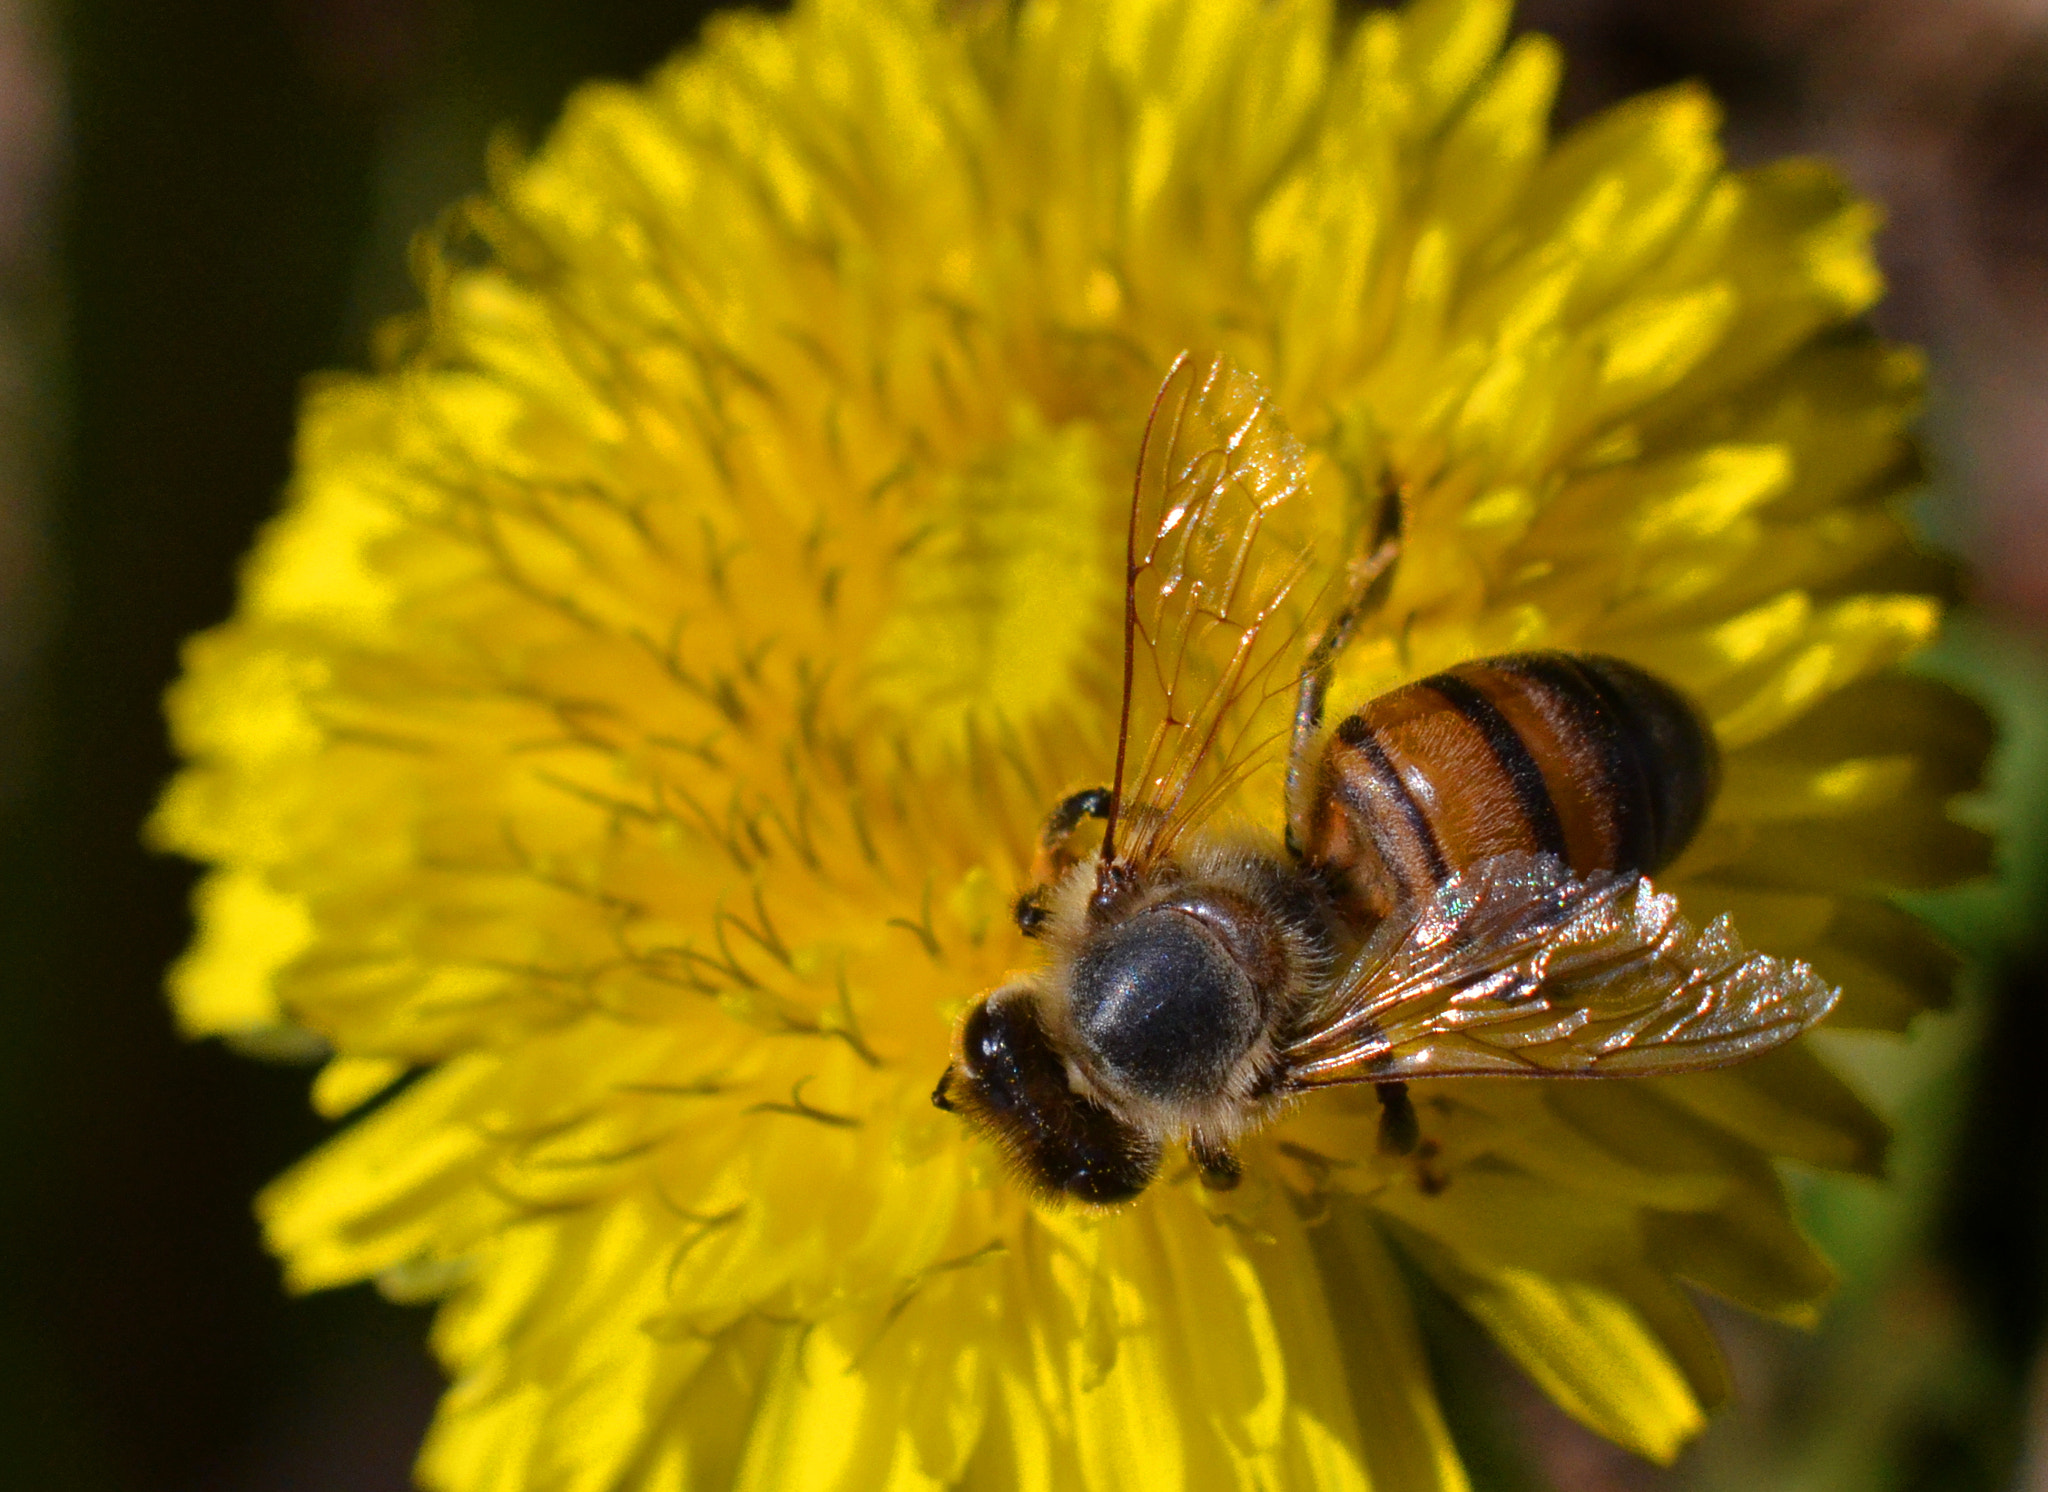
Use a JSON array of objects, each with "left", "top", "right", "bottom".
[
  {"left": 1103, "top": 353, "right": 1313, "bottom": 875},
  {"left": 1280, "top": 854, "right": 1840, "bottom": 1085}
]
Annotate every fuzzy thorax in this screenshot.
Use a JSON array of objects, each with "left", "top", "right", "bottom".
[{"left": 1029, "top": 836, "right": 1338, "bottom": 1148}]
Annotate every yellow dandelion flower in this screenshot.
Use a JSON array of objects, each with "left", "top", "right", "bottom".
[{"left": 153, "top": 0, "right": 1990, "bottom": 1487}]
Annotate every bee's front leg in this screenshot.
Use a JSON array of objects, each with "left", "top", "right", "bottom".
[
  {"left": 1039, "top": 785, "right": 1112, "bottom": 855},
  {"left": 1017, "top": 786, "right": 1113, "bottom": 936}
]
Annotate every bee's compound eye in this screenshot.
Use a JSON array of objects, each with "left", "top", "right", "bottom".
[
  {"left": 959, "top": 996, "right": 1006, "bottom": 1079},
  {"left": 955, "top": 989, "right": 1042, "bottom": 1111},
  {"left": 943, "top": 990, "right": 1160, "bottom": 1203}
]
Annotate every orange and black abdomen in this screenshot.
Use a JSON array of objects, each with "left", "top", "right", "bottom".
[{"left": 1304, "top": 653, "right": 1719, "bottom": 922}]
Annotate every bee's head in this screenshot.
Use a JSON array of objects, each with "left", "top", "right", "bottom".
[{"left": 933, "top": 985, "right": 1159, "bottom": 1205}]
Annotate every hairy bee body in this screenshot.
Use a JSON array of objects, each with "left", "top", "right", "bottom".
[
  {"left": 940, "top": 650, "right": 1724, "bottom": 1204},
  {"left": 955, "top": 839, "right": 1335, "bottom": 1203},
  {"left": 934, "top": 353, "right": 1833, "bottom": 1207},
  {"left": 1303, "top": 653, "right": 1720, "bottom": 921}
]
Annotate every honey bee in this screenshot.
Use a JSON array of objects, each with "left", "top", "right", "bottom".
[{"left": 931, "top": 353, "right": 1838, "bottom": 1204}]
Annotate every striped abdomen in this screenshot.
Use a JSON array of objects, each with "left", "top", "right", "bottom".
[{"left": 1303, "top": 653, "right": 1719, "bottom": 923}]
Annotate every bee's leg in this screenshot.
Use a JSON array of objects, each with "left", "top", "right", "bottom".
[
  {"left": 1374, "top": 1080, "right": 1421, "bottom": 1157},
  {"left": 1039, "top": 786, "right": 1112, "bottom": 858},
  {"left": 1012, "top": 892, "right": 1052, "bottom": 938},
  {"left": 1286, "top": 483, "right": 1404, "bottom": 858},
  {"left": 1017, "top": 786, "right": 1113, "bottom": 935},
  {"left": 1188, "top": 1131, "right": 1242, "bottom": 1191}
]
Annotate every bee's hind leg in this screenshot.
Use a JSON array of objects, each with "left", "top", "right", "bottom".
[
  {"left": 1188, "top": 1131, "right": 1242, "bottom": 1191},
  {"left": 1286, "top": 482, "right": 1404, "bottom": 858},
  {"left": 1376, "top": 1083, "right": 1449, "bottom": 1193},
  {"left": 1374, "top": 1081, "right": 1420, "bottom": 1157}
]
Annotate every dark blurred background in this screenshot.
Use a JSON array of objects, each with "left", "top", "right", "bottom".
[{"left": 1, "top": 1, "right": 2044, "bottom": 1488}]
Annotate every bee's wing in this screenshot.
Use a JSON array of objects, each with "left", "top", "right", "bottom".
[
  {"left": 1103, "top": 353, "right": 1313, "bottom": 875},
  {"left": 1279, "top": 854, "right": 1839, "bottom": 1085}
]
